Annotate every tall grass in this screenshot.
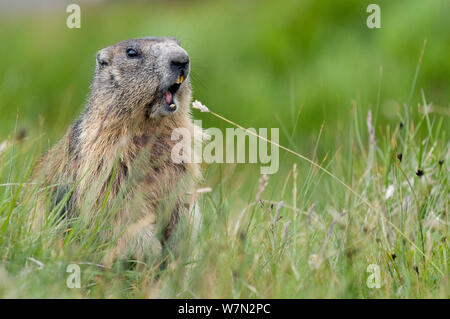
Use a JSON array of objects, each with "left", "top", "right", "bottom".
[
  {"left": 0, "top": 87, "right": 448, "bottom": 297},
  {"left": 0, "top": 0, "right": 449, "bottom": 299}
]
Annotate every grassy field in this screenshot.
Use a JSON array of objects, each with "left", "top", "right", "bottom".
[{"left": 0, "top": 0, "right": 449, "bottom": 298}]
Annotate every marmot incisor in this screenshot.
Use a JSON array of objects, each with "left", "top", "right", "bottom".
[{"left": 34, "top": 37, "right": 202, "bottom": 265}]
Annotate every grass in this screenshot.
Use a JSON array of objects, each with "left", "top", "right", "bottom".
[{"left": 0, "top": 0, "right": 449, "bottom": 298}]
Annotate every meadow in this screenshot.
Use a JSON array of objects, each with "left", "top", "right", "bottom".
[{"left": 0, "top": 0, "right": 448, "bottom": 298}]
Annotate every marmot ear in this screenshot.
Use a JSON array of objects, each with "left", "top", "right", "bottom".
[{"left": 96, "top": 49, "right": 110, "bottom": 68}]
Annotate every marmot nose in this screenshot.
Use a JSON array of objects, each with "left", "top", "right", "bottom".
[{"left": 170, "top": 54, "right": 190, "bottom": 75}]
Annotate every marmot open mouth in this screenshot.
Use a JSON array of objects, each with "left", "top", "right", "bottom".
[{"left": 164, "top": 81, "right": 182, "bottom": 112}]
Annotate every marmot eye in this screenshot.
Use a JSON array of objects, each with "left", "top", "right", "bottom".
[{"left": 126, "top": 48, "right": 139, "bottom": 58}]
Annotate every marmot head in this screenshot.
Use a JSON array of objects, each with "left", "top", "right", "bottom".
[{"left": 93, "top": 37, "right": 191, "bottom": 119}]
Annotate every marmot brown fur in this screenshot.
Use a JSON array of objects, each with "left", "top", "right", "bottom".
[{"left": 33, "top": 37, "right": 202, "bottom": 265}]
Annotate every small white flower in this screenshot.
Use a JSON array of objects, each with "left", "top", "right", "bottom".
[
  {"left": 384, "top": 184, "right": 395, "bottom": 200},
  {"left": 196, "top": 187, "right": 212, "bottom": 194},
  {"left": 427, "top": 218, "right": 441, "bottom": 230},
  {"left": 0, "top": 141, "right": 10, "bottom": 154},
  {"left": 308, "top": 254, "right": 322, "bottom": 270},
  {"left": 426, "top": 214, "right": 444, "bottom": 230},
  {"left": 192, "top": 100, "right": 210, "bottom": 113},
  {"left": 26, "top": 257, "right": 45, "bottom": 270}
]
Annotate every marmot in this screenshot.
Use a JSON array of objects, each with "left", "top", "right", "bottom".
[{"left": 33, "top": 37, "right": 202, "bottom": 265}]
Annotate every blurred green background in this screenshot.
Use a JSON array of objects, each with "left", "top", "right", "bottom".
[{"left": 0, "top": 0, "right": 449, "bottom": 152}]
